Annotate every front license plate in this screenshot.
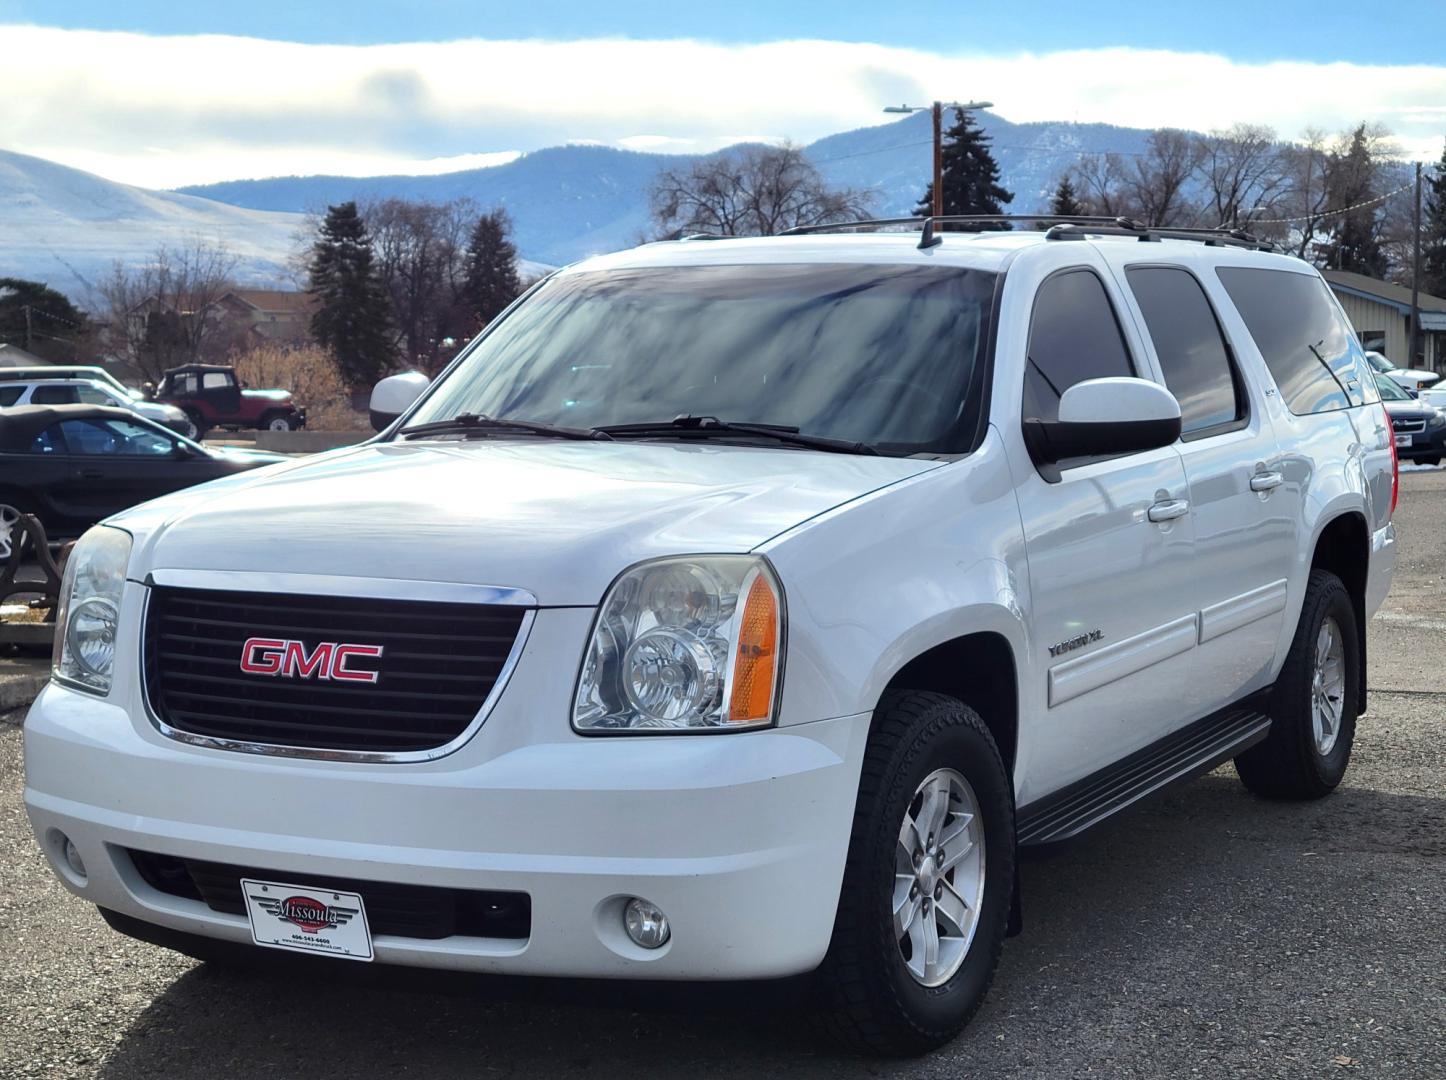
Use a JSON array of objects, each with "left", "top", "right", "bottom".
[
  {"left": 241, "top": 878, "right": 373, "bottom": 961},
  {"left": 1395, "top": 433, "right": 1412, "bottom": 447}
]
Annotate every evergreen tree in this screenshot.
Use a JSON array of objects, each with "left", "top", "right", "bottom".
[
  {"left": 1049, "top": 176, "right": 1084, "bottom": 218},
  {"left": 461, "top": 209, "right": 522, "bottom": 329},
  {"left": 1421, "top": 143, "right": 1446, "bottom": 299},
  {"left": 1320, "top": 124, "right": 1388, "bottom": 277},
  {"left": 913, "top": 109, "right": 1014, "bottom": 229},
  {"left": 0, "top": 277, "right": 87, "bottom": 361},
  {"left": 307, "top": 202, "right": 394, "bottom": 386},
  {"left": 1036, "top": 176, "right": 1084, "bottom": 228}
]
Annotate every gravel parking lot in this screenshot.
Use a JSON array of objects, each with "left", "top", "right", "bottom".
[{"left": 2, "top": 476, "right": 1443, "bottom": 1079}]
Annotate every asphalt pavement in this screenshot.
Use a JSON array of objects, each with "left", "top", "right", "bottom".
[{"left": 2, "top": 476, "right": 1443, "bottom": 1079}]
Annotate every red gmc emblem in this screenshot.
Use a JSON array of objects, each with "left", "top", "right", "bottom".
[{"left": 239, "top": 638, "right": 385, "bottom": 683}]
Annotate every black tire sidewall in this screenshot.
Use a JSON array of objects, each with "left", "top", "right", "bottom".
[
  {"left": 1281, "top": 576, "right": 1359, "bottom": 787},
  {"left": 861, "top": 703, "right": 1014, "bottom": 1039}
]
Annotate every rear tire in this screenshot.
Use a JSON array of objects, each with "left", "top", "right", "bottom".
[
  {"left": 1235, "top": 569, "right": 1359, "bottom": 800},
  {"left": 180, "top": 409, "right": 206, "bottom": 441},
  {"left": 817, "top": 691, "right": 1014, "bottom": 1056}
]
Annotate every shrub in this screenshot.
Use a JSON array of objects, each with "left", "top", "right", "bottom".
[{"left": 230, "top": 344, "right": 368, "bottom": 431}]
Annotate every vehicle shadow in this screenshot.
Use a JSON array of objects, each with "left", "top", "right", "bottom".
[{"left": 93, "top": 771, "right": 1445, "bottom": 1080}]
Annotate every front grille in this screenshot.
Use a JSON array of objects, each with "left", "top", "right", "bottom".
[
  {"left": 126, "top": 849, "right": 530, "bottom": 940},
  {"left": 145, "top": 586, "right": 527, "bottom": 754},
  {"left": 1393, "top": 418, "right": 1426, "bottom": 433}
]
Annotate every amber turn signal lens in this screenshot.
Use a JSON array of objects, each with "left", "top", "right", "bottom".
[{"left": 727, "top": 571, "right": 780, "bottom": 724}]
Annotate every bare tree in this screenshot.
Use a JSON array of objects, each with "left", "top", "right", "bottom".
[
  {"left": 1197, "top": 124, "right": 1289, "bottom": 228},
  {"left": 1071, "top": 130, "right": 1204, "bottom": 226},
  {"left": 99, "top": 240, "right": 240, "bottom": 383},
  {"left": 1270, "top": 128, "right": 1334, "bottom": 257},
  {"left": 650, "top": 143, "right": 871, "bottom": 237},
  {"left": 365, "top": 198, "right": 457, "bottom": 370},
  {"left": 1070, "top": 154, "right": 1129, "bottom": 217}
]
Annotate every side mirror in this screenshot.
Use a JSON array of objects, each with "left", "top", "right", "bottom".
[
  {"left": 369, "top": 372, "right": 431, "bottom": 432},
  {"left": 1025, "top": 377, "right": 1181, "bottom": 471}
]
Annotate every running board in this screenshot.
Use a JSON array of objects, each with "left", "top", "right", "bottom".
[{"left": 1016, "top": 702, "right": 1272, "bottom": 846}]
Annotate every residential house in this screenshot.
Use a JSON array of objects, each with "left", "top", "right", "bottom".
[{"left": 1323, "top": 270, "right": 1446, "bottom": 372}]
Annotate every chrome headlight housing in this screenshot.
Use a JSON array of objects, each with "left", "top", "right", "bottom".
[
  {"left": 1429, "top": 409, "right": 1446, "bottom": 429},
  {"left": 53, "top": 526, "right": 132, "bottom": 696},
  {"left": 573, "top": 556, "right": 784, "bottom": 733}
]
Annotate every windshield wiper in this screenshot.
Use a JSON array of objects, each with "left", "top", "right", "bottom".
[
  {"left": 398, "top": 413, "right": 612, "bottom": 442},
  {"left": 597, "top": 415, "right": 878, "bottom": 455}
]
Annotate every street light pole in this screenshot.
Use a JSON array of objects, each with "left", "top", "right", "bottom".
[
  {"left": 883, "top": 99, "right": 994, "bottom": 219},
  {"left": 1410, "top": 160, "right": 1423, "bottom": 367}
]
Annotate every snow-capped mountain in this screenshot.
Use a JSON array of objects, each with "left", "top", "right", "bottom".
[
  {"left": 1, "top": 111, "right": 1161, "bottom": 301},
  {"left": 0, "top": 149, "right": 308, "bottom": 300}
]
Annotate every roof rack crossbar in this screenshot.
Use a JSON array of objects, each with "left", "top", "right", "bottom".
[
  {"left": 1043, "top": 223, "right": 1277, "bottom": 252},
  {"left": 780, "top": 214, "right": 1135, "bottom": 237}
]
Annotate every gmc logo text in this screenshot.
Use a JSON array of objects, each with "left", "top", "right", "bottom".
[{"left": 239, "top": 638, "right": 385, "bottom": 683}]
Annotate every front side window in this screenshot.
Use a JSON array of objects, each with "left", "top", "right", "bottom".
[
  {"left": 30, "top": 385, "right": 79, "bottom": 405},
  {"left": 76, "top": 385, "right": 114, "bottom": 406},
  {"left": 404, "top": 264, "right": 998, "bottom": 454},
  {"left": 1126, "top": 267, "right": 1244, "bottom": 437},
  {"left": 1217, "top": 268, "right": 1377, "bottom": 414},
  {"left": 59, "top": 418, "right": 176, "bottom": 456},
  {"left": 1022, "top": 269, "right": 1135, "bottom": 425},
  {"left": 29, "top": 426, "right": 65, "bottom": 454},
  {"left": 0, "top": 386, "right": 22, "bottom": 407}
]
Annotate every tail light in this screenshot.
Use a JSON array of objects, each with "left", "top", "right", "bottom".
[{"left": 1384, "top": 403, "right": 1399, "bottom": 518}]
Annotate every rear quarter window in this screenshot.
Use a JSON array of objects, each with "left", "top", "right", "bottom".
[{"left": 1216, "top": 267, "right": 1377, "bottom": 414}]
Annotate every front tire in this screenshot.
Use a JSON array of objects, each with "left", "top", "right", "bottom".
[
  {"left": 262, "top": 412, "right": 296, "bottom": 432},
  {"left": 818, "top": 691, "right": 1014, "bottom": 1056},
  {"left": 1235, "top": 569, "right": 1360, "bottom": 799}
]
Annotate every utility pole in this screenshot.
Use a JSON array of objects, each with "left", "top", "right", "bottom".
[
  {"left": 1409, "top": 161, "right": 1423, "bottom": 367},
  {"left": 23, "top": 304, "right": 32, "bottom": 352},
  {"left": 883, "top": 99, "right": 994, "bottom": 219}
]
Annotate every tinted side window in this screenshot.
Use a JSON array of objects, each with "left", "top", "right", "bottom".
[
  {"left": 1217, "top": 268, "right": 1372, "bottom": 414},
  {"left": 0, "top": 386, "right": 22, "bottom": 406},
  {"left": 60, "top": 418, "right": 175, "bottom": 456},
  {"left": 1023, "top": 269, "right": 1135, "bottom": 424},
  {"left": 30, "top": 385, "right": 79, "bottom": 405},
  {"left": 1126, "top": 267, "right": 1244, "bottom": 436},
  {"left": 29, "top": 425, "right": 66, "bottom": 454}
]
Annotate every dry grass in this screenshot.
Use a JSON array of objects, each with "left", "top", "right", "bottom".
[{"left": 231, "top": 344, "right": 369, "bottom": 431}]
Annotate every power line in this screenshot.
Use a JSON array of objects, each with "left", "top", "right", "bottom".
[{"left": 1249, "top": 180, "right": 1415, "bottom": 225}]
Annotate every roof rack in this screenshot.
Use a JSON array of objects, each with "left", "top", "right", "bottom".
[{"left": 777, "top": 214, "right": 1277, "bottom": 252}]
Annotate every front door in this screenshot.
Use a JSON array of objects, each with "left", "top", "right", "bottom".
[{"left": 1011, "top": 265, "right": 1200, "bottom": 798}]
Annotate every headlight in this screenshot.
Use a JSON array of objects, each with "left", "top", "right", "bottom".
[
  {"left": 1429, "top": 410, "right": 1446, "bottom": 429},
  {"left": 573, "top": 556, "right": 784, "bottom": 733},
  {"left": 53, "top": 526, "right": 132, "bottom": 695}
]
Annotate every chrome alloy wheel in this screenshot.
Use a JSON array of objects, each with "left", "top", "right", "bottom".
[
  {"left": 0, "top": 503, "right": 20, "bottom": 562},
  {"left": 1312, "top": 616, "right": 1347, "bottom": 756},
  {"left": 894, "top": 767, "right": 986, "bottom": 987}
]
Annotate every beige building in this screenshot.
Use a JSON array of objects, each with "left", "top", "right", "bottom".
[
  {"left": 1324, "top": 270, "right": 1446, "bottom": 373},
  {"left": 214, "top": 289, "right": 316, "bottom": 346}
]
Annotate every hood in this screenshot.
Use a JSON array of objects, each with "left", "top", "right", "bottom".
[
  {"left": 207, "top": 445, "right": 291, "bottom": 466},
  {"left": 1383, "top": 399, "right": 1437, "bottom": 420},
  {"left": 241, "top": 388, "right": 292, "bottom": 401},
  {"left": 117, "top": 440, "right": 941, "bottom": 605}
]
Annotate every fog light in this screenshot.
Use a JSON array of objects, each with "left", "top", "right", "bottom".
[
  {"left": 623, "top": 897, "right": 670, "bottom": 949},
  {"left": 62, "top": 836, "right": 86, "bottom": 879}
]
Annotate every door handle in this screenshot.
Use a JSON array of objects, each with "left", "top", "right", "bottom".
[
  {"left": 1250, "top": 470, "right": 1284, "bottom": 492},
  {"left": 1147, "top": 498, "right": 1190, "bottom": 522},
  {"left": 76, "top": 469, "right": 104, "bottom": 480}
]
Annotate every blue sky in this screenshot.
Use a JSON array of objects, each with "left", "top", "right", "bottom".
[
  {"left": 1, "top": 5, "right": 1443, "bottom": 187},
  {"left": 9, "top": 0, "right": 1445, "bottom": 64}
]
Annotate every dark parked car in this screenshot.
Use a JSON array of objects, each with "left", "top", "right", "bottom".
[
  {"left": 1376, "top": 371, "right": 1446, "bottom": 466},
  {"left": 0, "top": 404, "right": 286, "bottom": 560},
  {"left": 154, "top": 364, "right": 306, "bottom": 439}
]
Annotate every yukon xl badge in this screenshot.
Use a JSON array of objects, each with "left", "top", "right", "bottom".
[
  {"left": 239, "top": 637, "right": 385, "bottom": 683},
  {"left": 1048, "top": 629, "right": 1103, "bottom": 658}
]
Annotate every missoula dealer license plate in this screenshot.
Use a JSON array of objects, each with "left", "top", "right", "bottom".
[
  {"left": 241, "top": 878, "right": 373, "bottom": 961},
  {"left": 1395, "top": 433, "right": 1412, "bottom": 447}
]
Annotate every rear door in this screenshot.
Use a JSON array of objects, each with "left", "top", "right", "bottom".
[
  {"left": 1011, "top": 260, "right": 1199, "bottom": 792},
  {"left": 1113, "top": 263, "right": 1295, "bottom": 710}
]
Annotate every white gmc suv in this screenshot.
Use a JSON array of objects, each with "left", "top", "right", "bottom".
[{"left": 24, "top": 219, "right": 1397, "bottom": 1055}]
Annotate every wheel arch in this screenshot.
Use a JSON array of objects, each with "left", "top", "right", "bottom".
[
  {"left": 876, "top": 630, "right": 1019, "bottom": 775},
  {"left": 1308, "top": 510, "right": 1370, "bottom": 714}
]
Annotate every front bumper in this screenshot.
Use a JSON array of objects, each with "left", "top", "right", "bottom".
[
  {"left": 24, "top": 629, "right": 870, "bottom": 979},
  {"left": 1396, "top": 425, "right": 1446, "bottom": 461}
]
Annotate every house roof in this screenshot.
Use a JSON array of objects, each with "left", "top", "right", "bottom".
[
  {"left": 222, "top": 289, "right": 314, "bottom": 314},
  {"left": 1322, "top": 270, "right": 1446, "bottom": 315},
  {"left": 0, "top": 343, "right": 48, "bottom": 367}
]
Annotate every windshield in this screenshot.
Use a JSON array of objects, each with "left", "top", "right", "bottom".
[
  {"left": 1375, "top": 371, "right": 1412, "bottom": 401},
  {"left": 404, "top": 263, "right": 997, "bottom": 453},
  {"left": 1366, "top": 352, "right": 1394, "bottom": 373}
]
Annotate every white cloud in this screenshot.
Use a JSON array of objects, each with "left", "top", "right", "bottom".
[{"left": 2, "top": 26, "right": 1443, "bottom": 188}]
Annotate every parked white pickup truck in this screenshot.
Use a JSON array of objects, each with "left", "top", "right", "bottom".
[{"left": 25, "top": 217, "right": 1396, "bottom": 1055}]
